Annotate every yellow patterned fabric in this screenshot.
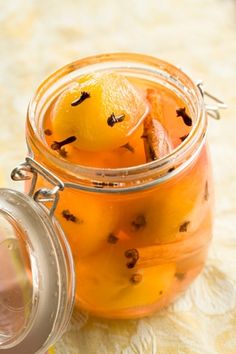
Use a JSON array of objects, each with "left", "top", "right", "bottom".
[{"left": 0, "top": 1, "right": 236, "bottom": 353}]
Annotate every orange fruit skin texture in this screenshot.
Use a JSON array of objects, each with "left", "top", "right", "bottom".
[
  {"left": 35, "top": 76, "right": 212, "bottom": 318},
  {"left": 51, "top": 72, "right": 148, "bottom": 152},
  {"left": 45, "top": 81, "right": 190, "bottom": 168}
]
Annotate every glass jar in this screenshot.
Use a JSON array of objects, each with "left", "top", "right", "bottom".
[
  {"left": 27, "top": 52, "right": 215, "bottom": 318},
  {"left": 0, "top": 53, "right": 226, "bottom": 353}
]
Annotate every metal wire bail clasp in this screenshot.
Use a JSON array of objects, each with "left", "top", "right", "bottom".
[
  {"left": 197, "top": 81, "right": 227, "bottom": 120},
  {"left": 11, "top": 157, "right": 64, "bottom": 216}
]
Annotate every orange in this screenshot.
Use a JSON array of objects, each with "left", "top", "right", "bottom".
[
  {"left": 51, "top": 72, "right": 148, "bottom": 152},
  {"left": 76, "top": 245, "right": 176, "bottom": 313}
]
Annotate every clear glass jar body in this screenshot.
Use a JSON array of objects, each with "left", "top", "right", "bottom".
[{"left": 26, "top": 53, "right": 213, "bottom": 319}]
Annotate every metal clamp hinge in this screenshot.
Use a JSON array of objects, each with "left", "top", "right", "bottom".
[
  {"left": 196, "top": 81, "right": 227, "bottom": 120},
  {"left": 11, "top": 157, "right": 64, "bottom": 216}
]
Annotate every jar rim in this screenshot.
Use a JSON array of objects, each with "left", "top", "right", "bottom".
[{"left": 27, "top": 52, "right": 206, "bottom": 191}]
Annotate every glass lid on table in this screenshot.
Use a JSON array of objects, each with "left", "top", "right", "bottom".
[
  {"left": 0, "top": 187, "right": 75, "bottom": 354},
  {"left": 0, "top": 201, "right": 33, "bottom": 348}
]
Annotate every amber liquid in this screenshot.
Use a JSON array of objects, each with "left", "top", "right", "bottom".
[{"left": 34, "top": 77, "right": 213, "bottom": 319}]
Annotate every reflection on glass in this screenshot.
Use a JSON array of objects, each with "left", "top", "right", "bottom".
[{"left": 0, "top": 212, "right": 33, "bottom": 346}]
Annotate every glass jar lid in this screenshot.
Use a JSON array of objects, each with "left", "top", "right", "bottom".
[{"left": 0, "top": 188, "right": 75, "bottom": 354}]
